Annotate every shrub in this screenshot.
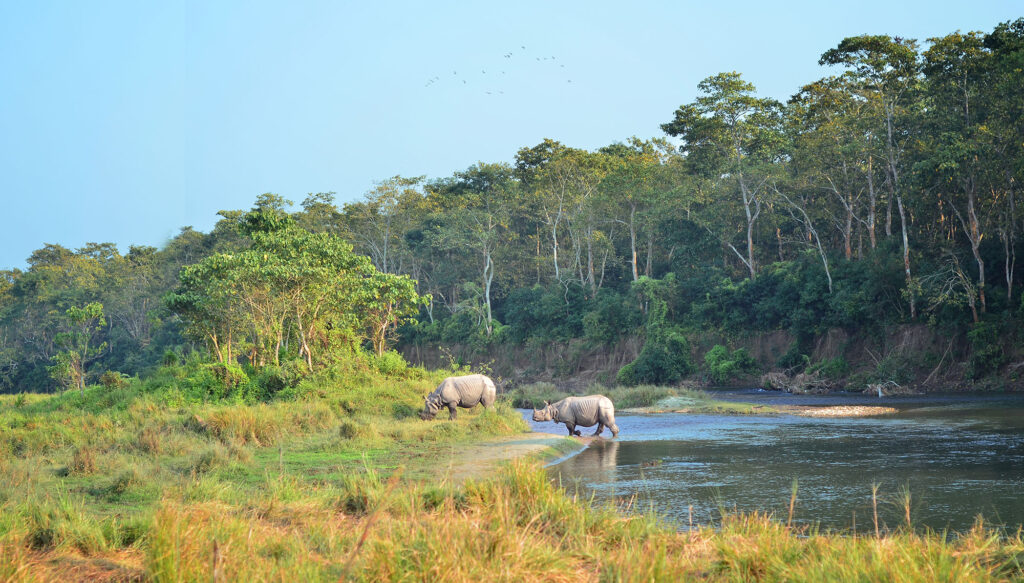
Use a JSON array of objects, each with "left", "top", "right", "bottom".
[
  {"left": 605, "top": 385, "right": 677, "bottom": 408},
  {"left": 338, "top": 418, "right": 381, "bottom": 441},
  {"left": 504, "top": 382, "right": 567, "bottom": 409},
  {"left": 99, "top": 371, "right": 130, "bottom": 390},
  {"left": 189, "top": 445, "right": 229, "bottom": 475},
  {"left": 161, "top": 350, "right": 181, "bottom": 367},
  {"left": 873, "top": 353, "right": 915, "bottom": 385},
  {"left": 704, "top": 345, "right": 758, "bottom": 384},
  {"left": 206, "top": 363, "right": 249, "bottom": 393},
  {"left": 617, "top": 328, "right": 693, "bottom": 386},
  {"left": 967, "top": 319, "right": 1006, "bottom": 380},
  {"left": 68, "top": 445, "right": 97, "bottom": 476},
  {"left": 617, "top": 275, "right": 694, "bottom": 386},
  {"left": 807, "top": 357, "right": 850, "bottom": 380},
  {"left": 582, "top": 289, "right": 640, "bottom": 346},
  {"left": 372, "top": 350, "right": 408, "bottom": 376}
]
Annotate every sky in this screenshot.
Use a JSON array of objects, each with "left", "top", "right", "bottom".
[{"left": 0, "top": 1, "right": 1020, "bottom": 270}]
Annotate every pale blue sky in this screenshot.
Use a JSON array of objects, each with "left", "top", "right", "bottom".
[{"left": 1, "top": 1, "right": 1019, "bottom": 269}]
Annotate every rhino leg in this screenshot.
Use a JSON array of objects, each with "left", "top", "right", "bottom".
[
  {"left": 592, "top": 423, "right": 604, "bottom": 437},
  {"left": 448, "top": 403, "right": 458, "bottom": 420},
  {"left": 609, "top": 423, "right": 619, "bottom": 438},
  {"left": 564, "top": 423, "right": 578, "bottom": 436}
]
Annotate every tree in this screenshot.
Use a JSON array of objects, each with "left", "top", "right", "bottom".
[
  {"left": 983, "top": 19, "right": 1024, "bottom": 302},
  {"left": 358, "top": 272, "right": 427, "bottom": 356},
  {"left": 789, "top": 75, "right": 879, "bottom": 258},
  {"left": 427, "top": 164, "right": 518, "bottom": 335},
  {"left": 166, "top": 254, "right": 246, "bottom": 365},
  {"left": 662, "top": 72, "right": 785, "bottom": 279},
  {"left": 50, "top": 302, "right": 107, "bottom": 394},
  {"left": 532, "top": 148, "right": 610, "bottom": 289},
  {"left": 820, "top": 35, "right": 922, "bottom": 317},
  {"left": 342, "top": 176, "right": 425, "bottom": 275},
  {"left": 600, "top": 138, "right": 678, "bottom": 282},
  {"left": 921, "top": 31, "right": 993, "bottom": 313}
]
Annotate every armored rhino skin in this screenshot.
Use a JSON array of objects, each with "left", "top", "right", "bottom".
[
  {"left": 532, "top": 395, "right": 619, "bottom": 437},
  {"left": 420, "top": 374, "right": 497, "bottom": 420}
]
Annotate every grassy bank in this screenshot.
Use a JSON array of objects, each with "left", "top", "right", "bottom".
[
  {"left": 2, "top": 457, "right": 1023, "bottom": 581},
  {"left": 2, "top": 372, "right": 1021, "bottom": 581},
  {"left": 0, "top": 365, "right": 531, "bottom": 579}
]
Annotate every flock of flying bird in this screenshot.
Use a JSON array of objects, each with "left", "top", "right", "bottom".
[{"left": 423, "top": 46, "right": 571, "bottom": 94}]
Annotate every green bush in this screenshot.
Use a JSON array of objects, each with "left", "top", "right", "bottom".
[
  {"left": 873, "top": 353, "right": 915, "bottom": 385},
  {"left": 617, "top": 276, "right": 694, "bottom": 386},
  {"left": 582, "top": 289, "right": 640, "bottom": 346},
  {"left": 99, "top": 371, "right": 130, "bottom": 390},
  {"left": 372, "top": 350, "right": 408, "bottom": 376},
  {"left": 504, "top": 382, "right": 567, "bottom": 409},
  {"left": 807, "top": 357, "right": 850, "bottom": 380},
  {"left": 605, "top": 385, "right": 676, "bottom": 408},
  {"left": 704, "top": 345, "right": 758, "bottom": 384},
  {"left": 967, "top": 320, "right": 1006, "bottom": 380},
  {"left": 617, "top": 328, "right": 693, "bottom": 386}
]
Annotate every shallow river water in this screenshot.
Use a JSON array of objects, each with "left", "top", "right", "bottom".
[{"left": 520, "top": 390, "right": 1024, "bottom": 532}]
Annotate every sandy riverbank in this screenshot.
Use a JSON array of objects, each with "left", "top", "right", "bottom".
[{"left": 441, "top": 432, "right": 580, "bottom": 483}]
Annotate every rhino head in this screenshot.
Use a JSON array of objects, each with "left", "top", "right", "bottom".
[
  {"left": 531, "top": 401, "right": 552, "bottom": 422},
  {"left": 420, "top": 395, "right": 442, "bottom": 420}
]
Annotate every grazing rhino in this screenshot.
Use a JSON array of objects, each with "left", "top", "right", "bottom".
[
  {"left": 420, "top": 374, "right": 497, "bottom": 420},
  {"left": 532, "top": 395, "right": 619, "bottom": 437}
]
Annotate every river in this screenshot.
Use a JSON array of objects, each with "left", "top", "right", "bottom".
[{"left": 520, "top": 390, "right": 1024, "bottom": 532}]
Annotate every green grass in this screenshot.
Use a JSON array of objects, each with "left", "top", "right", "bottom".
[{"left": 0, "top": 369, "right": 1019, "bottom": 581}]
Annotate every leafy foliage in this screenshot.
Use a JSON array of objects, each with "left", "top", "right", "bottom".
[
  {"left": 4, "top": 19, "right": 1024, "bottom": 392},
  {"left": 704, "top": 345, "right": 758, "bottom": 384}
]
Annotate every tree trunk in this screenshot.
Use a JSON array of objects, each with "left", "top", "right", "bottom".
[
  {"left": 1006, "top": 180, "right": 1017, "bottom": 303},
  {"left": 483, "top": 251, "right": 494, "bottom": 336},
  {"left": 867, "top": 155, "right": 877, "bottom": 249},
  {"left": 629, "top": 204, "right": 639, "bottom": 282},
  {"left": 645, "top": 229, "right": 653, "bottom": 277},
  {"left": 897, "top": 194, "right": 915, "bottom": 319},
  {"left": 741, "top": 175, "right": 758, "bottom": 279}
]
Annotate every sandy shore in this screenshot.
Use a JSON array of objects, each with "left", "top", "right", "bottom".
[
  {"left": 782, "top": 405, "right": 898, "bottom": 417},
  {"left": 442, "top": 432, "right": 580, "bottom": 483}
]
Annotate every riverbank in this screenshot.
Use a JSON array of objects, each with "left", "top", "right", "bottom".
[{"left": 3, "top": 382, "right": 1023, "bottom": 581}]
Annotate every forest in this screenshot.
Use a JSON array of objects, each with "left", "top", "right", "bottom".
[{"left": 2, "top": 20, "right": 1023, "bottom": 394}]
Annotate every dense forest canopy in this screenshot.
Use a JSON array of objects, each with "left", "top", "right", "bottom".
[{"left": 2, "top": 20, "right": 1023, "bottom": 393}]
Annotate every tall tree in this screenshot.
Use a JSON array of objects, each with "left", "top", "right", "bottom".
[
  {"left": 662, "top": 72, "right": 785, "bottom": 279},
  {"left": 789, "top": 75, "right": 879, "bottom": 258},
  {"left": 921, "top": 31, "right": 993, "bottom": 313},
  {"left": 984, "top": 19, "right": 1024, "bottom": 302},
  {"left": 820, "top": 35, "right": 922, "bottom": 317},
  {"left": 427, "top": 164, "right": 518, "bottom": 335}
]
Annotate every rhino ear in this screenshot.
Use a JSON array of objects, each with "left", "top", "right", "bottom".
[{"left": 543, "top": 400, "right": 549, "bottom": 407}]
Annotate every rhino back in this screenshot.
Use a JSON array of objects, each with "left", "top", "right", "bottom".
[
  {"left": 569, "top": 396, "right": 606, "bottom": 426},
  {"left": 445, "top": 374, "right": 489, "bottom": 405}
]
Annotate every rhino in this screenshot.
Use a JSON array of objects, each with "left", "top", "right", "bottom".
[
  {"left": 532, "top": 395, "right": 619, "bottom": 437},
  {"left": 420, "top": 374, "right": 497, "bottom": 420}
]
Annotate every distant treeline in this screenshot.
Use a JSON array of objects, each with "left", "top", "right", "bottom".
[{"left": 2, "top": 20, "right": 1023, "bottom": 392}]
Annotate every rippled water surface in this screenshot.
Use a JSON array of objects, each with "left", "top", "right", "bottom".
[{"left": 521, "top": 391, "right": 1024, "bottom": 531}]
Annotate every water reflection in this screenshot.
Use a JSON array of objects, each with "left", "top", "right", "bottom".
[
  {"left": 522, "top": 396, "right": 1024, "bottom": 532},
  {"left": 556, "top": 438, "right": 620, "bottom": 485}
]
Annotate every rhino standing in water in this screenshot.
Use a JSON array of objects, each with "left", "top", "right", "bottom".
[
  {"left": 532, "top": 395, "right": 619, "bottom": 438},
  {"left": 420, "top": 374, "right": 497, "bottom": 420}
]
